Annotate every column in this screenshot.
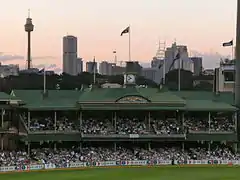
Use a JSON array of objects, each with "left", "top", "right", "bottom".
[
  {"left": 27, "top": 142, "right": 30, "bottom": 156},
  {"left": 114, "top": 112, "right": 117, "bottom": 133},
  {"left": 182, "top": 142, "right": 185, "bottom": 152},
  {"left": 148, "top": 112, "right": 151, "bottom": 130},
  {"left": 27, "top": 111, "right": 31, "bottom": 129},
  {"left": 208, "top": 112, "right": 211, "bottom": 133},
  {"left": 79, "top": 111, "right": 82, "bottom": 131},
  {"left": 182, "top": 112, "right": 185, "bottom": 132},
  {"left": 1, "top": 108, "right": 4, "bottom": 128},
  {"left": 54, "top": 111, "right": 57, "bottom": 132},
  {"left": 0, "top": 135, "right": 3, "bottom": 150},
  {"left": 234, "top": 112, "right": 237, "bottom": 132},
  {"left": 148, "top": 142, "right": 151, "bottom": 150},
  {"left": 208, "top": 141, "right": 211, "bottom": 152}
]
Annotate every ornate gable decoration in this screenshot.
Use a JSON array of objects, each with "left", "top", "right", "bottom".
[{"left": 117, "top": 96, "right": 149, "bottom": 103}]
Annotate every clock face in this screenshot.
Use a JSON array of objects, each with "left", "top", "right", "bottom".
[{"left": 126, "top": 74, "right": 135, "bottom": 83}]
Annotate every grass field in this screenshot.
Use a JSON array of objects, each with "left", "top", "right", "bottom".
[{"left": 0, "top": 166, "right": 240, "bottom": 180}]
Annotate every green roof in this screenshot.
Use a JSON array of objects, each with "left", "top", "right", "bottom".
[
  {"left": 186, "top": 100, "right": 237, "bottom": 111},
  {"left": 0, "top": 92, "right": 12, "bottom": 101},
  {"left": 11, "top": 90, "right": 80, "bottom": 110},
  {"left": 8, "top": 89, "right": 237, "bottom": 112},
  {"left": 79, "top": 88, "right": 185, "bottom": 105}
]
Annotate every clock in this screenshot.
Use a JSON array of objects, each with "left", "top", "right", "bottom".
[{"left": 126, "top": 74, "right": 135, "bottom": 84}]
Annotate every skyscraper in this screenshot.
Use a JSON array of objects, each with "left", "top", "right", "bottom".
[
  {"left": 190, "top": 57, "right": 203, "bottom": 76},
  {"left": 86, "top": 61, "right": 98, "bottom": 73},
  {"left": 76, "top": 58, "right": 83, "bottom": 74},
  {"left": 24, "top": 10, "right": 34, "bottom": 70},
  {"left": 62, "top": 35, "right": 78, "bottom": 75}
]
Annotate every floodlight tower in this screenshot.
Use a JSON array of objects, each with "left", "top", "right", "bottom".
[{"left": 24, "top": 9, "right": 34, "bottom": 69}]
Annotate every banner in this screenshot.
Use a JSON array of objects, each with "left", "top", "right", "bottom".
[
  {"left": 95, "top": 161, "right": 116, "bottom": 167},
  {"left": 125, "top": 160, "right": 147, "bottom": 166},
  {"left": 44, "top": 164, "right": 56, "bottom": 169},
  {"left": 69, "top": 162, "right": 85, "bottom": 168},
  {"left": 1, "top": 159, "right": 240, "bottom": 173},
  {"left": 0, "top": 166, "right": 16, "bottom": 172},
  {"left": 30, "top": 164, "right": 44, "bottom": 170},
  {"left": 157, "top": 160, "right": 171, "bottom": 165}
]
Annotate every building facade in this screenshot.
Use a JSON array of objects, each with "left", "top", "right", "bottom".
[
  {"left": 191, "top": 57, "right": 203, "bottom": 76},
  {"left": 99, "top": 61, "right": 116, "bottom": 75},
  {"left": 86, "top": 61, "right": 98, "bottom": 74},
  {"left": 165, "top": 43, "right": 193, "bottom": 75},
  {"left": 76, "top": 58, "right": 83, "bottom": 74},
  {"left": 0, "top": 64, "right": 19, "bottom": 77},
  {"left": 215, "top": 60, "right": 235, "bottom": 92},
  {"left": 62, "top": 35, "right": 78, "bottom": 76},
  {"left": 142, "top": 68, "right": 158, "bottom": 83}
]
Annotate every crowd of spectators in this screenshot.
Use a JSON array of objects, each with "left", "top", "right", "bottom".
[
  {"left": 81, "top": 118, "right": 114, "bottom": 135},
  {"left": 1, "top": 145, "right": 239, "bottom": 167},
  {"left": 23, "top": 114, "right": 235, "bottom": 134},
  {"left": 185, "top": 116, "right": 235, "bottom": 132},
  {"left": 151, "top": 118, "right": 182, "bottom": 134},
  {"left": 24, "top": 116, "right": 77, "bottom": 132},
  {"left": 116, "top": 118, "right": 147, "bottom": 134}
]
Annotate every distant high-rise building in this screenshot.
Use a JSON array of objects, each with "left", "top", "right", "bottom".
[
  {"left": 76, "top": 58, "right": 83, "bottom": 74},
  {"left": 62, "top": 35, "right": 78, "bottom": 75},
  {"left": 0, "top": 63, "right": 19, "bottom": 77},
  {"left": 165, "top": 43, "right": 193, "bottom": 74},
  {"left": 112, "top": 65, "right": 125, "bottom": 75},
  {"left": 142, "top": 68, "right": 158, "bottom": 82},
  {"left": 86, "top": 61, "right": 98, "bottom": 73},
  {"left": 190, "top": 57, "right": 203, "bottom": 76},
  {"left": 99, "top": 61, "right": 116, "bottom": 75},
  {"left": 125, "top": 61, "right": 142, "bottom": 76}
]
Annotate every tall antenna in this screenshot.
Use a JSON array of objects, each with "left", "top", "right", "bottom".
[
  {"left": 155, "top": 40, "right": 166, "bottom": 59},
  {"left": 24, "top": 9, "right": 34, "bottom": 70},
  {"left": 28, "top": 9, "right": 30, "bottom": 18}
]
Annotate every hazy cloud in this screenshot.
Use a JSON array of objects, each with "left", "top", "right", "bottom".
[
  {"left": 33, "top": 56, "right": 56, "bottom": 60},
  {"left": 0, "top": 53, "right": 56, "bottom": 62},
  {"left": 34, "top": 64, "right": 58, "bottom": 70},
  {"left": 191, "top": 51, "right": 229, "bottom": 69},
  {"left": 0, "top": 54, "right": 24, "bottom": 61}
]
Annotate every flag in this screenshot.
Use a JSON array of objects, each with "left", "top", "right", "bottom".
[
  {"left": 169, "top": 50, "right": 181, "bottom": 71},
  {"left": 223, "top": 40, "right": 233, "bottom": 47},
  {"left": 38, "top": 68, "right": 45, "bottom": 73},
  {"left": 174, "top": 51, "right": 180, "bottom": 60},
  {"left": 121, "top": 26, "right": 130, "bottom": 36},
  {"left": 158, "top": 63, "right": 162, "bottom": 69},
  {"left": 158, "top": 61, "right": 164, "bottom": 69}
]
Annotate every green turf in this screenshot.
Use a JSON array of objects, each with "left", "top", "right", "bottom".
[{"left": 0, "top": 166, "right": 240, "bottom": 180}]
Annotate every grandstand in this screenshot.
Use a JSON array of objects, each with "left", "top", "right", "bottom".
[{"left": 0, "top": 85, "right": 239, "bottom": 168}]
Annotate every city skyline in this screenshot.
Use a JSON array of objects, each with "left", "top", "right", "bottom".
[{"left": 0, "top": 0, "right": 236, "bottom": 71}]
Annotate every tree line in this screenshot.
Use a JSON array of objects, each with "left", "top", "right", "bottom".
[{"left": 0, "top": 70, "right": 213, "bottom": 93}]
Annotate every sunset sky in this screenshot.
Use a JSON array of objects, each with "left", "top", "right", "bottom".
[{"left": 0, "top": 0, "right": 237, "bottom": 71}]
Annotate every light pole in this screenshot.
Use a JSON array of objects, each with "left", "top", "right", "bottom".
[{"left": 235, "top": 0, "right": 240, "bottom": 107}]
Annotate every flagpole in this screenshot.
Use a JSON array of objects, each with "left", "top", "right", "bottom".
[
  {"left": 178, "top": 57, "right": 181, "bottom": 91},
  {"left": 163, "top": 58, "right": 165, "bottom": 85},
  {"left": 93, "top": 56, "right": 96, "bottom": 85},
  {"left": 43, "top": 67, "right": 46, "bottom": 94},
  {"left": 129, "top": 25, "right": 131, "bottom": 61}
]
